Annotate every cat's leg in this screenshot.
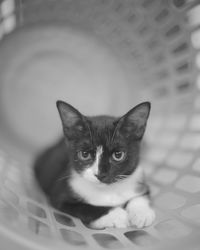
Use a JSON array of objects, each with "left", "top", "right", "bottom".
[
  {"left": 90, "top": 207, "right": 130, "bottom": 229},
  {"left": 126, "top": 195, "right": 155, "bottom": 229},
  {"left": 58, "top": 202, "right": 111, "bottom": 225}
]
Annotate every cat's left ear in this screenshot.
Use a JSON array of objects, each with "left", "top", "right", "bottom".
[
  {"left": 117, "top": 102, "right": 151, "bottom": 140},
  {"left": 56, "top": 100, "right": 89, "bottom": 139}
]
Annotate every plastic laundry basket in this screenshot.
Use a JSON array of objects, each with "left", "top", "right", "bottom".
[{"left": 0, "top": 0, "right": 200, "bottom": 249}]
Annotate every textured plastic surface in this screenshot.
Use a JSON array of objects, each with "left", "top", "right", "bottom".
[{"left": 0, "top": 0, "right": 200, "bottom": 249}]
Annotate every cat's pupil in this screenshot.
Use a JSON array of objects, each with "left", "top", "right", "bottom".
[
  {"left": 112, "top": 151, "right": 126, "bottom": 161},
  {"left": 115, "top": 152, "right": 122, "bottom": 158},
  {"left": 82, "top": 151, "right": 89, "bottom": 158},
  {"left": 77, "top": 150, "right": 92, "bottom": 161}
]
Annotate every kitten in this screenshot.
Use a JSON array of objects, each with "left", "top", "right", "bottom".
[{"left": 34, "top": 101, "right": 155, "bottom": 229}]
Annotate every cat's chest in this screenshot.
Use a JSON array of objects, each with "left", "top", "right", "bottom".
[{"left": 69, "top": 168, "right": 145, "bottom": 207}]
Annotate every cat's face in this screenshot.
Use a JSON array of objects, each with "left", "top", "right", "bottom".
[{"left": 57, "top": 101, "right": 150, "bottom": 184}]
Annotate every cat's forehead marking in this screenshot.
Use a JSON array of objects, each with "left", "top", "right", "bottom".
[
  {"left": 93, "top": 146, "right": 103, "bottom": 175},
  {"left": 96, "top": 146, "right": 103, "bottom": 157}
]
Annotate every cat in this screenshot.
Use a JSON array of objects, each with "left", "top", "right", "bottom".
[{"left": 34, "top": 100, "right": 155, "bottom": 229}]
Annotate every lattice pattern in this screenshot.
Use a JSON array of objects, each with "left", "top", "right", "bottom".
[{"left": 0, "top": 0, "right": 200, "bottom": 249}]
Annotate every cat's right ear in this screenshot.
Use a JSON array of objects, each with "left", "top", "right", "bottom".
[
  {"left": 56, "top": 101, "right": 88, "bottom": 139},
  {"left": 114, "top": 102, "right": 151, "bottom": 140}
]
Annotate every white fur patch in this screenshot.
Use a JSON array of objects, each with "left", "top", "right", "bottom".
[
  {"left": 82, "top": 146, "right": 103, "bottom": 182},
  {"left": 70, "top": 166, "right": 147, "bottom": 207},
  {"left": 90, "top": 207, "right": 130, "bottom": 229},
  {"left": 126, "top": 196, "right": 155, "bottom": 228},
  {"left": 92, "top": 146, "right": 103, "bottom": 175}
]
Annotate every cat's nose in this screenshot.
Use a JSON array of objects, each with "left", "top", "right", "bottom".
[
  {"left": 95, "top": 174, "right": 101, "bottom": 180},
  {"left": 95, "top": 174, "right": 103, "bottom": 180},
  {"left": 95, "top": 174, "right": 109, "bottom": 183}
]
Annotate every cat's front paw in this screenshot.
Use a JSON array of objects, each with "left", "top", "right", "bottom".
[
  {"left": 126, "top": 197, "right": 155, "bottom": 229},
  {"left": 90, "top": 207, "right": 130, "bottom": 229}
]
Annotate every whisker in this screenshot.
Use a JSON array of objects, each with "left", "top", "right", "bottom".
[
  {"left": 115, "top": 175, "right": 128, "bottom": 180},
  {"left": 114, "top": 175, "right": 129, "bottom": 182},
  {"left": 56, "top": 175, "right": 71, "bottom": 182},
  {"left": 117, "top": 175, "right": 129, "bottom": 178}
]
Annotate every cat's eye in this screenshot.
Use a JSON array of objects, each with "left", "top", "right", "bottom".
[
  {"left": 112, "top": 151, "right": 126, "bottom": 162},
  {"left": 78, "top": 151, "right": 92, "bottom": 161}
]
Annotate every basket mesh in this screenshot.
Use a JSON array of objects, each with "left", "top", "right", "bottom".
[{"left": 0, "top": 0, "right": 200, "bottom": 249}]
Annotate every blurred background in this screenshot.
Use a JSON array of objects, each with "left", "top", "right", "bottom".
[{"left": 0, "top": 0, "right": 200, "bottom": 249}]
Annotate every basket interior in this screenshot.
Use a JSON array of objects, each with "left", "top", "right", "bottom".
[{"left": 0, "top": 0, "right": 200, "bottom": 249}]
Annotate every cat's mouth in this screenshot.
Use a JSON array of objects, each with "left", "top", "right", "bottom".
[
  {"left": 82, "top": 170, "right": 115, "bottom": 184},
  {"left": 81, "top": 168, "right": 129, "bottom": 185}
]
